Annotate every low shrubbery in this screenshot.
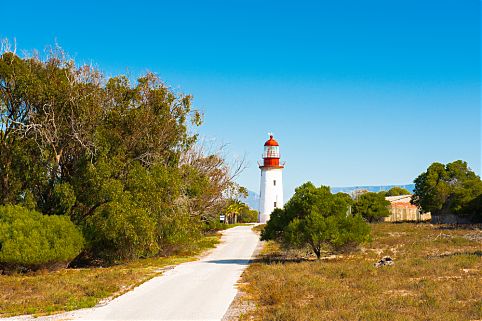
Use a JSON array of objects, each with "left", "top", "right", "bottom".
[
  {"left": 238, "top": 207, "right": 258, "bottom": 223},
  {"left": 0, "top": 205, "right": 84, "bottom": 272}
]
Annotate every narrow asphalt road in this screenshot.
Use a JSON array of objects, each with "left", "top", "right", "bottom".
[{"left": 70, "top": 225, "right": 259, "bottom": 321}]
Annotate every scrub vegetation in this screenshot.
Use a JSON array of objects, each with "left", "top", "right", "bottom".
[
  {"left": 239, "top": 223, "right": 482, "bottom": 321},
  {"left": 381, "top": 186, "right": 412, "bottom": 197},
  {"left": 261, "top": 183, "right": 371, "bottom": 259},
  {"left": 0, "top": 42, "right": 247, "bottom": 272},
  {"left": 0, "top": 205, "right": 84, "bottom": 272},
  {"left": 412, "top": 160, "right": 482, "bottom": 223}
]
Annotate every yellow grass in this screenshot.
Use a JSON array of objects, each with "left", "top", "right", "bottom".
[
  {"left": 0, "top": 235, "right": 220, "bottom": 317},
  {"left": 239, "top": 223, "right": 482, "bottom": 321}
]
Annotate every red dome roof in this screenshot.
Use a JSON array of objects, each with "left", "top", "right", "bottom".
[{"left": 264, "top": 135, "right": 279, "bottom": 146}]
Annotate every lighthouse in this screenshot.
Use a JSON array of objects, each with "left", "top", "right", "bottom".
[{"left": 258, "top": 134, "right": 284, "bottom": 223}]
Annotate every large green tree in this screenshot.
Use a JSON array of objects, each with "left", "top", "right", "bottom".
[
  {"left": 353, "top": 192, "right": 391, "bottom": 223},
  {"left": 261, "top": 183, "right": 370, "bottom": 259},
  {"left": 0, "top": 45, "right": 241, "bottom": 261},
  {"left": 412, "top": 160, "right": 482, "bottom": 222}
]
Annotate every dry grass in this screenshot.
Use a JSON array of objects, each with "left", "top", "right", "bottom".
[
  {"left": 252, "top": 224, "right": 266, "bottom": 234},
  {"left": 239, "top": 223, "right": 482, "bottom": 321},
  {"left": 0, "top": 235, "right": 220, "bottom": 317}
]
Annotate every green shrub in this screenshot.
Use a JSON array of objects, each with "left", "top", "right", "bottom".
[
  {"left": 0, "top": 205, "right": 84, "bottom": 271},
  {"left": 157, "top": 208, "right": 202, "bottom": 255},
  {"left": 203, "top": 219, "right": 228, "bottom": 231},
  {"left": 238, "top": 208, "right": 258, "bottom": 223},
  {"left": 262, "top": 182, "right": 371, "bottom": 259},
  {"left": 285, "top": 212, "right": 371, "bottom": 258},
  {"left": 353, "top": 192, "right": 391, "bottom": 222},
  {"left": 83, "top": 198, "right": 158, "bottom": 261}
]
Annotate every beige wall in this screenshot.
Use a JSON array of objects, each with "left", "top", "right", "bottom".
[
  {"left": 384, "top": 195, "right": 431, "bottom": 222},
  {"left": 384, "top": 206, "right": 431, "bottom": 222}
]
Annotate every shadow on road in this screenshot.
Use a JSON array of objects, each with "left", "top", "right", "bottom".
[{"left": 206, "top": 256, "right": 312, "bottom": 265}]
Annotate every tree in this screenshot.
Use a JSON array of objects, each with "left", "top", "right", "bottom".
[
  {"left": 224, "top": 200, "right": 247, "bottom": 224},
  {"left": 238, "top": 207, "right": 258, "bottom": 223},
  {"left": 0, "top": 43, "right": 243, "bottom": 262},
  {"left": 464, "top": 194, "right": 482, "bottom": 222},
  {"left": 261, "top": 182, "right": 330, "bottom": 241},
  {"left": 285, "top": 210, "right": 370, "bottom": 259},
  {"left": 384, "top": 186, "right": 411, "bottom": 196},
  {"left": 352, "top": 192, "right": 390, "bottom": 223},
  {"left": 412, "top": 160, "right": 482, "bottom": 222},
  {"left": 179, "top": 143, "right": 245, "bottom": 221},
  {"left": 261, "top": 182, "right": 370, "bottom": 259},
  {"left": 336, "top": 192, "right": 354, "bottom": 204}
]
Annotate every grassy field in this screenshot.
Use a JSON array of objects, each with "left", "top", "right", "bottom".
[
  {"left": 0, "top": 234, "right": 221, "bottom": 317},
  {"left": 239, "top": 223, "right": 482, "bottom": 321}
]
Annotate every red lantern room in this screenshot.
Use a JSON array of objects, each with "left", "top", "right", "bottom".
[{"left": 261, "top": 135, "right": 284, "bottom": 168}]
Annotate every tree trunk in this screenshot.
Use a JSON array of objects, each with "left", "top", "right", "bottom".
[
  {"left": 0, "top": 154, "right": 12, "bottom": 204},
  {"left": 312, "top": 245, "right": 321, "bottom": 259}
]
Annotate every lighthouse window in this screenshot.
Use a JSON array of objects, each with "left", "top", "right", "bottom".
[
  {"left": 273, "top": 180, "right": 276, "bottom": 186},
  {"left": 263, "top": 146, "right": 280, "bottom": 158},
  {"left": 274, "top": 202, "right": 277, "bottom": 208}
]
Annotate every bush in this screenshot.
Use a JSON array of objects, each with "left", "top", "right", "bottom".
[
  {"left": 353, "top": 192, "right": 391, "bottom": 222},
  {"left": 262, "top": 182, "right": 371, "bottom": 259},
  {"left": 384, "top": 186, "right": 411, "bottom": 196},
  {"left": 0, "top": 205, "right": 84, "bottom": 272},
  {"left": 285, "top": 212, "right": 370, "bottom": 258},
  {"left": 238, "top": 208, "right": 258, "bottom": 223},
  {"left": 157, "top": 209, "right": 202, "bottom": 255},
  {"left": 412, "top": 160, "right": 482, "bottom": 222},
  {"left": 83, "top": 198, "right": 158, "bottom": 261}
]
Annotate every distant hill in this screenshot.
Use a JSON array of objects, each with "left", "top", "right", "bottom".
[
  {"left": 331, "top": 184, "right": 415, "bottom": 195},
  {"left": 243, "top": 184, "right": 415, "bottom": 210},
  {"left": 240, "top": 190, "right": 260, "bottom": 210}
]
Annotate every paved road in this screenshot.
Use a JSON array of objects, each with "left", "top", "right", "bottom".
[{"left": 69, "top": 225, "right": 259, "bottom": 321}]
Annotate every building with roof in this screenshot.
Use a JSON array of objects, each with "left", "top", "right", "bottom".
[{"left": 384, "top": 195, "right": 431, "bottom": 222}]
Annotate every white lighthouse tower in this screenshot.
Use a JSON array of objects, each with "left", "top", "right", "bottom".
[{"left": 258, "top": 134, "right": 284, "bottom": 223}]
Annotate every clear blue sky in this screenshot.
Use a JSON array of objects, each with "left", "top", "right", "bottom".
[{"left": 2, "top": 0, "right": 480, "bottom": 197}]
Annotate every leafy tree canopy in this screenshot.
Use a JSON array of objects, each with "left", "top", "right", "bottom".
[
  {"left": 412, "top": 160, "right": 482, "bottom": 222},
  {"left": 384, "top": 187, "right": 411, "bottom": 196},
  {"left": 0, "top": 44, "right": 243, "bottom": 261},
  {"left": 261, "top": 182, "right": 370, "bottom": 259},
  {"left": 222, "top": 198, "right": 258, "bottom": 223},
  {"left": 353, "top": 192, "right": 391, "bottom": 223}
]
